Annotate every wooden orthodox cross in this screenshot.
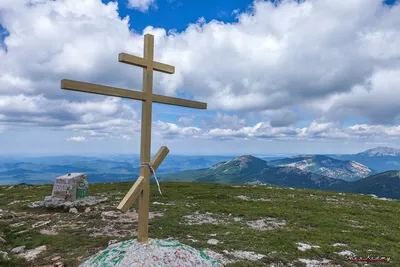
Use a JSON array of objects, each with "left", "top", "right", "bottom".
[{"left": 60, "top": 34, "right": 207, "bottom": 243}]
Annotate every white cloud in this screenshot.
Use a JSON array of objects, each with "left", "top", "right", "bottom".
[
  {"left": 150, "top": 0, "right": 400, "bottom": 121},
  {"left": 261, "top": 109, "right": 300, "bottom": 127},
  {"left": 127, "top": 0, "right": 156, "bottom": 12},
  {"left": 202, "top": 120, "right": 400, "bottom": 141},
  {"left": 67, "top": 136, "right": 86, "bottom": 142},
  {"left": 0, "top": 0, "right": 399, "bottom": 149},
  {"left": 324, "top": 69, "right": 400, "bottom": 124},
  {"left": 154, "top": 120, "right": 202, "bottom": 139},
  {"left": 201, "top": 113, "right": 247, "bottom": 130},
  {"left": 178, "top": 115, "right": 195, "bottom": 125},
  {"left": 347, "top": 124, "right": 400, "bottom": 137}
]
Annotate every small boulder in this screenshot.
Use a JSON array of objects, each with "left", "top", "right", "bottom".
[
  {"left": 69, "top": 208, "right": 78, "bottom": 214},
  {"left": 11, "top": 246, "right": 26, "bottom": 254},
  {"left": 51, "top": 256, "right": 62, "bottom": 261},
  {"left": 108, "top": 239, "right": 118, "bottom": 245},
  {"left": 21, "top": 245, "right": 47, "bottom": 261},
  {"left": 207, "top": 239, "right": 220, "bottom": 245}
]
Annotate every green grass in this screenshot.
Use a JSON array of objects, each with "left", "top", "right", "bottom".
[{"left": 0, "top": 182, "right": 399, "bottom": 266}]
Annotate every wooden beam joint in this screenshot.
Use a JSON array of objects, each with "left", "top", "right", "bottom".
[
  {"left": 118, "top": 53, "right": 175, "bottom": 74},
  {"left": 117, "top": 146, "right": 170, "bottom": 213}
]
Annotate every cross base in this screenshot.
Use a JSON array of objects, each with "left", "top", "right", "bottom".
[{"left": 117, "top": 146, "right": 170, "bottom": 243}]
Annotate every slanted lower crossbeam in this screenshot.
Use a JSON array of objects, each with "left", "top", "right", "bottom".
[{"left": 117, "top": 146, "right": 170, "bottom": 213}]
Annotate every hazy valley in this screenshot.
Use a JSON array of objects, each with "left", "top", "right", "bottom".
[{"left": 1, "top": 146, "right": 400, "bottom": 199}]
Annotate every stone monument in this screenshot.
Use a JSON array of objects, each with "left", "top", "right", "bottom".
[
  {"left": 27, "top": 172, "right": 107, "bottom": 210},
  {"left": 51, "top": 173, "right": 89, "bottom": 201}
]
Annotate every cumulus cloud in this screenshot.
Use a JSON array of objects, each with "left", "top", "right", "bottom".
[
  {"left": 261, "top": 109, "right": 300, "bottom": 127},
  {"left": 127, "top": 0, "right": 156, "bottom": 12},
  {"left": 323, "top": 69, "right": 400, "bottom": 124},
  {"left": 0, "top": 0, "right": 399, "bottom": 145},
  {"left": 204, "top": 120, "right": 400, "bottom": 141},
  {"left": 153, "top": 120, "right": 202, "bottom": 139},
  {"left": 201, "top": 113, "right": 247, "bottom": 130},
  {"left": 0, "top": 94, "right": 138, "bottom": 139}
]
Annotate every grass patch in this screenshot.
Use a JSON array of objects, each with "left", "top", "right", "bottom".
[{"left": 0, "top": 182, "right": 399, "bottom": 266}]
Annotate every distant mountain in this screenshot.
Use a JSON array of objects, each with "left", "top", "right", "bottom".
[
  {"left": 160, "top": 155, "right": 348, "bottom": 190},
  {"left": 159, "top": 154, "right": 400, "bottom": 199},
  {"left": 332, "top": 170, "right": 400, "bottom": 199},
  {"left": 330, "top": 146, "right": 400, "bottom": 172},
  {"left": 43, "top": 165, "right": 96, "bottom": 173},
  {"left": 252, "top": 166, "right": 347, "bottom": 190},
  {"left": 159, "top": 155, "right": 268, "bottom": 183},
  {"left": 357, "top": 146, "right": 400, "bottom": 157},
  {"left": 269, "top": 155, "right": 374, "bottom": 181},
  {"left": 2, "top": 152, "right": 400, "bottom": 199},
  {"left": 261, "top": 156, "right": 286, "bottom": 161},
  {"left": 209, "top": 155, "right": 268, "bottom": 175},
  {"left": 0, "top": 162, "right": 44, "bottom": 172},
  {"left": 0, "top": 168, "right": 41, "bottom": 175},
  {"left": 0, "top": 155, "right": 237, "bottom": 185}
]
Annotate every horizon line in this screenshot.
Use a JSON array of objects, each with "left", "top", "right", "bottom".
[{"left": 0, "top": 152, "right": 356, "bottom": 158}]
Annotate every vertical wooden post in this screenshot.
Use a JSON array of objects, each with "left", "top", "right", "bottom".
[{"left": 137, "top": 34, "right": 154, "bottom": 243}]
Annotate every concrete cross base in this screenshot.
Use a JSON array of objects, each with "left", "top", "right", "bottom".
[{"left": 79, "top": 238, "right": 223, "bottom": 267}]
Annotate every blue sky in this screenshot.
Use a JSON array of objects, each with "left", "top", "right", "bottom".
[
  {"left": 104, "top": 0, "right": 250, "bottom": 33},
  {"left": 110, "top": 0, "right": 398, "bottom": 35},
  {"left": 0, "top": 0, "right": 400, "bottom": 156}
]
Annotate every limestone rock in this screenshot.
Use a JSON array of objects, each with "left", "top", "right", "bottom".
[
  {"left": 27, "top": 196, "right": 107, "bottom": 210},
  {"left": 207, "top": 239, "right": 220, "bottom": 245},
  {"left": 69, "top": 208, "right": 78, "bottom": 214},
  {"left": 11, "top": 246, "right": 26, "bottom": 254},
  {"left": 79, "top": 238, "right": 223, "bottom": 267},
  {"left": 19, "top": 245, "right": 47, "bottom": 261}
]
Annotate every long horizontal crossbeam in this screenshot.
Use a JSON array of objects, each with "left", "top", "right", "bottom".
[{"left": 61, "top": 79, "right": 207, "bottom": 110}]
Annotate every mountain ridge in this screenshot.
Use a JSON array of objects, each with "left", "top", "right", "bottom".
[
  {"left": 331, "top": 146, "right": 400, "bottom": 172},
  {"left": 160, "top": 154, "right": 399, "bottom": 199},
  {"left": 269, "top": 154, "right": 374, "bottom": 181},
  {"left": 357, "top": 146, "right": 400, "bottom": 157},
  {"left": 160, "top": 155, "right": 349, "bottom": 191}
]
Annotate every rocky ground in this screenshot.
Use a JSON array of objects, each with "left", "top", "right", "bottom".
[{"left": 0, "top": 182, "right": 399, "bottom": 266}]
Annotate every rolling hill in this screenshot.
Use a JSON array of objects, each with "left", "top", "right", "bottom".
[{"left": 332, "top": 170, "right": 400, "bottom": 199}]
